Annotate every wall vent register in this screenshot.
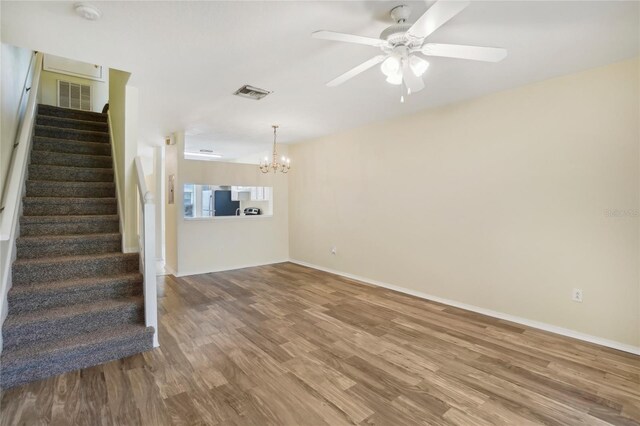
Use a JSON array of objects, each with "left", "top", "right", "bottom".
[{"left": 57, "top": 80, "right": 91, "bottom": 111}]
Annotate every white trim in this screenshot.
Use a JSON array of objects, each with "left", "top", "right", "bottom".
[
  {"left": 289, "top": 259, "right": 640, "bottom": 356},
  {"left": 155, "top": 259, "right": 165, "bottom": 271},
  {"left": 183, "top": 215, "right": 273, "bottom": 222},
  {"left": 43, "top": 54, "right": 105, "bottom": 82},
  {"left": 106, "top": 113, "right": 126, "bottom": 252},
  {"left": 172, "top": 259, "right": 289, "bottom": 278},
  {"left": 134, "top": 156, "right": 159, "bottom": 348}
]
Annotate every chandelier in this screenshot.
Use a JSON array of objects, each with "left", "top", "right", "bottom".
[{"left": 259, "top": 125, "right": 290, "bottom": 174}]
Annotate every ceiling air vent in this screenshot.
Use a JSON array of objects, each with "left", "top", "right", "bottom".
[{"left": 233, "top": 85, "right": 272, "bottom": 100}]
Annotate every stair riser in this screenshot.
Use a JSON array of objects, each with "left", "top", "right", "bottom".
[
  {"left": 22, "top": 201, "right": 117, "bottom": 216},
  {"left": 35, "top": 126, "right": 109, "bottom": 143},
  {"left": 31, "top": 151, "right": 112, "bottom": 168},
  {"left": 36, "top": 116, "right": 108, "bottom": 133},
  {"left": 26, "top": 181, "right": 116, "bottom": 198},
  {"left": 29, "top": 165, "right": 113, "bottom": 182},
  {"left": 37, "top": 105, "right": 108, "bottom": 123},
  {"left": 20, "top": 219, "right": 119, "bottom": 236},
  {"left": 9, "top": 282, "right": 142, "bottom": 314},
  {"left": 2, "top": 305, "right": 144, "bottom": 351},
  {"left": 17, "top": 239, "right": 122, "bottom": 259},
  {"left": 12, "top": 256, "right": 139, "bottom": 286},
  {"left": 0, "top": 331, "right": 153, "bottom": 389},
  {"left": 33, "top": 137, "right": 111, "bottom": 156}
]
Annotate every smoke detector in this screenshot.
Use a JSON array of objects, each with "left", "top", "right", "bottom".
[
  {"left": 74, "top": 3, "right": 102, "bottom": 21},
  {"left": 233, "top": 85, "right": 272, "bottom": 100}
]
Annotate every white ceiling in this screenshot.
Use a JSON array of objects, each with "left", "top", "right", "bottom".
[{"left": 2, "top": 1, "right": 638, "bottom": 162}]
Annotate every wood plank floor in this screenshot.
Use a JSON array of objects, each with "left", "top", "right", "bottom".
[{"left": 2, "top": 262, "right": 639, "bottom": 425}]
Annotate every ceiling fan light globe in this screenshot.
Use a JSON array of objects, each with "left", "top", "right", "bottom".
[
  {"left": 409, "top": 56, "right": 429, "bottom": 77},
  {"left": 386, "top": 72, "right": 403, "bottom": 85},
  {"left": 380, "top": 56, "right": 401, "bottom": 77}
]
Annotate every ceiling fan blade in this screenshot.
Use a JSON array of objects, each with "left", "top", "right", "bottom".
[
  {"left": 402, "top": 60, "right": 425, "bottom": 93},
  {"left": 326, "top": 55, "right": 386, "bottom": 87},
  {"left": 312, "top": 30, "right": 387, "bottom": 47},
  {"left": 407, "top": 0, "right": 470, "bottom": 39},
  {"left": 422, "top": 43, "right": 507, "bottom": 62}
]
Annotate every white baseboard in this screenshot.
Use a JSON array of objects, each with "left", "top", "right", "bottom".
[
  {"left": 288, "top": 259, "right": 640, "bottom": 356},
  {"left": 172, "top": 259, "right": 290, "bottom": 278}
]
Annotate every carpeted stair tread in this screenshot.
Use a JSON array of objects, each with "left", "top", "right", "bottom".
[
  {"left": 12, "top": 251, "right": 138, "bottom": 267},
  {"left": 37, "top": 104, "right": 108, "bottom": 123},
  {"left": 33, "top": 136, "right": 111, "bottom": 156},
  {"left": 2, "top": 296, "right": 144, "bottom": 350},
  {"left": 20, "top": 214, "right": 119, "bottom": 236},
  {"left": 35, "top": 125, "right": 110, "bottom": 143},
  {"left": 22, "top": 197, "right": 117, "bottom": 216},
  {"left": 36, "top": 115, "right": 108, "bottom": 133},
  {"left": 1, "top": 323, "right": 152, "bottom": 365},
  {"left": 31, "top": 150, "right": 113, "bottom": 168},
  {"left": 9, "top": 272, "right": 142, "bottom": 294},
  {"left": 28, "top": 164, "right": 113, "bottom": 182},
  {"left": 12, "top": 252, "right": 139, "bottom": 286},
  {"left": 0, "top": 324, "right": 154, "bottom": 388},
  {"left": 8, "top": 274, "right": 142, "bottom": 313},
  {"left": 16, "top": 233, "right": 121, "bottom": 259},
  {"left": 2, "top": 297, "right": 145, "bottom": 350},
  {"left": 4, "top": 297, "right": 143, "bottom": 330},
  {"left": 26, "top": 180, "right": 116, "bottom": 198}
]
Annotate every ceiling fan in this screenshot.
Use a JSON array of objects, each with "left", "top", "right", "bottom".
[{"left": 312, "top": 0, "right": 507, "bottom": 100}]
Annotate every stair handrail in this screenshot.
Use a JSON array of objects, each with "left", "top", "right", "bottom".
[
  {"left": 0, "top": 52, "right": 42, "bottom": 240},
  {"left": 134, "top": 156, "right": 159, "bottom": 347},
  {"left": 0, "top": 51, "right": 42, "bottom": 350}
]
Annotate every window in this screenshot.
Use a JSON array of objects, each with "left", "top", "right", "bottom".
[{"left": 183, "top": 184, "right": 273, "bottom": 218}]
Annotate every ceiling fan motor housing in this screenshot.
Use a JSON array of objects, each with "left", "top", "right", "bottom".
[{"left": 380, "top": 23, "right": 413, "bottom": 46}]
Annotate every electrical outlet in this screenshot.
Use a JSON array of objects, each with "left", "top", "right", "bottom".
[
  {"left": 572, "top": 288, "right": 583, "bottom": 303},
  {"left": 331, "top": 246, "right": 337, "bottom": 255}
]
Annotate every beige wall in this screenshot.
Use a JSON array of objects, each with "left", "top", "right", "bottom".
[
  {"left": 165, "top": 132, "right": 289, "bottom": 276},
  {"left": 0, "top": 44, "right": 32, "bottom": 205},
  {"left": 37, "top": 69, "right": 108, "bottom": 113},
  {"left": 108, "top": 69, "right": 139, "bottom": 252},
  {"left": 289, "top": 58, "right": 640, "bottom": 348},
  {"left": 165, "top": 139, "right": 178, "bottom": 273}
]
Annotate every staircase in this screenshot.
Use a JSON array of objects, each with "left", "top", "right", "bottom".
[{"left": 1, "top": 104, "right": 154, "bottom": 389}]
